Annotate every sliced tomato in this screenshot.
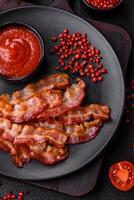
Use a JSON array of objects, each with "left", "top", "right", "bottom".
[{"left": 109, "top": 161, "right": 134, "bottom": 191}]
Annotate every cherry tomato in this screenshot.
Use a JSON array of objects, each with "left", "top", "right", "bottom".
[{"left": 109, "top": 161, "right": 134, "bottom": 191}]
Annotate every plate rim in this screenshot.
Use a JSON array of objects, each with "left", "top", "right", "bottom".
[{"left": 0, "top": 5, "right": 125, "bottom": 180}]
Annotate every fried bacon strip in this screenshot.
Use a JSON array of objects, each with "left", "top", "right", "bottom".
[
  {"left": 0, "top": 139, "right": 68, "bottom": 167},
  {"left": 65, "top": 119, "right": 102, "bottom": 144},
  {"left": 0, "top": 139, "right": 30, "bottom": 167},
  {"left": 0, "top": 117, "right": 68, "bottom": 167},
  {"left": 11, "top": 73, "right": 70, "bottom": 101},
  {"left": 59, "top": 104, "right": 110, "bottom": 125},
  {"left": 0, "top": 89, "right": 64, "bottom": 123},
  {"left": 33, "top": 118, "right": 103, "bottom": 144},
  {"left": 0, "top": 118, "right": 67, "bottom": 148},
  {"left": 0, "top": 94, "right": 46, "bottom": 123},
  {"left": 0, "top": 73, "right": 69, "bottom": 123},
  {"left": 34, "top": 120, "right": 64, "bottom": 132},
  {"left": 30, "top": 144, "right": 68, "bottom": 165},
  {"left": 37, "top": 79, "right": 86, "bottom": 120},
  {"left": 0, "top": 75, "right": 86, "bottom": 123},
  {"left": 0, "top": 73, "right": 110, "bottom": 168},
  {"left": 34, "top": 102, "right": 110, "bottom": 144}
]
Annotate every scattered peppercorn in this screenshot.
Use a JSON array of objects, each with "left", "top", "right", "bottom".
[
  {"left": 0, "top": 192, "right": 26, "bottom": 200},
  {"left": 51, "top": 36, "right": 57, "bottom": 42},
  {"left": 51, "top": 28, "right": 107, "bottom": 83}
]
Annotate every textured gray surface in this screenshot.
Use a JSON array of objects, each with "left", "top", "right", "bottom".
[{"left": 0, "top": 0, "right": 134, "bottom": 199}]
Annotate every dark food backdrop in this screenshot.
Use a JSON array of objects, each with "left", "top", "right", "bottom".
[{"left": 0, "top": 0, "right": 134, "bottom": 199}]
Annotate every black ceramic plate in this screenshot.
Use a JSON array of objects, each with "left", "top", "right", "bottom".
[{"left": 0, "top": 6, "right": 124, "bottom": 180}]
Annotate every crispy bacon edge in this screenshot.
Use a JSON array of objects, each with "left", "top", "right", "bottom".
[
  {"left": 0, "top": 139, "right": 69, "bottom": 167},
  {"left": 0, "top": 73, "right": 70, "bottom": 123},
  {"left": 0, "top": 118, "right": 67, "bottom": 148},
  {"left": 12, "top": 73, "right": 70, "bottom": 101},
  {"left": 65, "top": 119, "right": 102, "bottom": 144},
  {"left": 37, "top": 79, "right": 86, "bottom": 120},
  {"left": 59, "top": 104, "right": 110, "bottom": 125},
  {"left": 32, "top": 118, "right": 104, "bottom": 144}
]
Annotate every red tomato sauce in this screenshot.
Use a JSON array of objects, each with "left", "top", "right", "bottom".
[{"left": 0, "top": 26, "right": 42, "bottom": 78}]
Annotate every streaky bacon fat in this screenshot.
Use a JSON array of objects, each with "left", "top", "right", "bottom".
[
  {"left": 37, "top": 79, "right": 86, "bottom": 120},
  {"left": 0, "top": 139, "right": 68, "bottom": 167},
  {"left": 0, "top": 89, "right": 64, "bottom": 123},
  {"left": 0, "top": 73, "right": 69, "bottom": 123},
  {"left": 11, "top": 73, "right": 70, "bottom": 101},
  {"left": 0, "top": 118, "right": 67, "bottom": 148},
  {"left": 33, "top": 118, "right": 103, "bottom": 144},
  {"left": 0, "top": 73, "right": 110, "bottom": 167},
  {"left": 65, "top": 119, "right": 102, "bottom": 144},
  {"left": 59, "top": 104, "right": 110, "bottom": 125}
]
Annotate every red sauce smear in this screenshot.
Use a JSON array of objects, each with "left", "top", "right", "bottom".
[{"left": 0, "top": 26, "right": 42, "bottom": 78}]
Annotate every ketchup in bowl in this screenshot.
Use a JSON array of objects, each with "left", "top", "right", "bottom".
[{"left": 0, "top": 22, "right": 44, "bottom": 81}]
